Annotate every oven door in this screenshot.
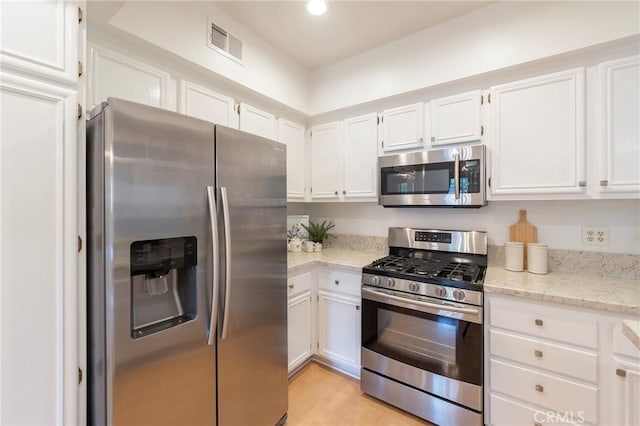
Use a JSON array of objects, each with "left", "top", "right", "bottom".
[{"left": 361, "top": 286, "right": 483, "bottom": 410}]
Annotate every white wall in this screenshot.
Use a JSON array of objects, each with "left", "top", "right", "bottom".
[
  {"left": 289, "top": 200, "right": 640, "bottom": 255},
  {"left": 309, "top": 1, "right": 640, "bottom": 115},
  {"left": 105, "top": 1, "right": 309, "bottom": 113}
]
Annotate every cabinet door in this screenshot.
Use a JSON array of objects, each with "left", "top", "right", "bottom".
[
  {"left": 0, "top": 72, "right": 78, "bottom": 425},
  {"left": 317, "top": 290, "right": 361, "bottom": 372},
  {"left": 489, "top": 68, "right": 586, "bottom": 198},
  {"left": 380, "top": 102, "right": 425, "bottom": 153},
  {"left": 310, "top": 122, "right": 340, "bottom": 200},
  {"left": 88, "top": 44, "right": 170, "bottom": 110},
  {"left": 0, "top": 0, "right": 78, "bottom": 85},
  {"left": 430, "top": 90, "right": 482, "bottom": 146},
  {"left": 597, "top": 56, "right": 640, "bottom": 195},
  {"left": 611, "top": 359, "right": 640, "bottom": 426},
  {"left": 342, "top": 113, "right": 378, "bottom": 200},
  {"left": 278, "top": 119, "right": 306, "bottom": 200},
  {"left": 239, "top": 102, "right": 276, "bottom": 140},
  {"left": 288, "top": 291, "right": 313, "bottom": 373},
  {"left": 178, "top": 80, "right": 237, "bottom": 128}
]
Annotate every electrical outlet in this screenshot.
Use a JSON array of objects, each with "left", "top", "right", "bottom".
[{"left": 582, "top": 227, "right": 609, "bottom": 246}]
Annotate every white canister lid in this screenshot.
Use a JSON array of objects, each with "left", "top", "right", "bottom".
[{"left": 505, "top": 241, "right": 524, "bottom": 246}]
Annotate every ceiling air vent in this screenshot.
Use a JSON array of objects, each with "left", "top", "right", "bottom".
[{"left": 207, "top": 18, "right": 244, "bottom": 64}]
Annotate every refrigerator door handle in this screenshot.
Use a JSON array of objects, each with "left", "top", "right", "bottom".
[
  {"left": 206, "top": 186, "right": 219, "bottom": 345},
  {"left": 220, "top": 186, "right": 232, "bottom": 340}
]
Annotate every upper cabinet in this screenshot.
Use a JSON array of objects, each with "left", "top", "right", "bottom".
[
  {"left": 310, "top": 122, "right": 341, "bottom": 200},
  {"left": 88, "top": 44, "right": 170, "bottom": 110},
  {"left": 429, "top": 90, "right": 482, "bottom": 146},
  {"left": 278, "top": 118, "right": 306, "bottom": 201},
  {"left": 178, "top": 80, "right": 237, "bottom": 128},
  {"left": 487, "top": 68, "right": 586, "bottom": 199},
  {"left": 342, "top": 113, "right": 378, "bottom": 200},
  {"left": 596, "top": 56, "right": 640, "bottom": 196},
  {"left": 239, "top": 102, "right": 277, "bottom": 140},
  {"left": 380, "top": 102, "right": 425, "bottom": 154}
]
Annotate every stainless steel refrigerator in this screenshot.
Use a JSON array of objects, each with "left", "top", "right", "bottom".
[{"left": 87, "top": 98, "right": 288, "bottom": 426}]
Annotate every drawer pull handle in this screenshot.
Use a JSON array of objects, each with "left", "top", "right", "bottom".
[
  {"left": 534, "top": 422, "right": 542, "bottom": 426},
  {"left": 289, "top": 284, "right": 294, "bottom": 289},
  {"left": 535, "top": 319, "right": 543, "bottom": 326},
  {"left": 535, "top": 384, "right": 544, "bottom": 393},
  {"left": 334, "top": 280, "right": 340, "bottom": 285},
  {"left": 616, "top": 369, "right": 627, "bottom": 378},
  {"left": 534, "top": 350, "right": 543, "bottom": 358}
]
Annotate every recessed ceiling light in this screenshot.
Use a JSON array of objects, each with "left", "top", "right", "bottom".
[{"left": 307, "top": 0, "right": 327, "bottom": 16}]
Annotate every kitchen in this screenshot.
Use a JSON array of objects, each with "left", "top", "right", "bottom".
[{"left": 0, "top": 1, "right": 639, "bottom": 425}]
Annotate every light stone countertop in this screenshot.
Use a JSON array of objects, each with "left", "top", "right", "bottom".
[
  {"left": 485, "top": 267, "right": 640, "bottom": 316},
  {"left": 287, "top": 248, "right": 386, "bottom": 274},
  {"left": 623, "top": 320, "right": 640, "bottom": 350}
]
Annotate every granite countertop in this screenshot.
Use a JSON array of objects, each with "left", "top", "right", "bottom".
[
  {"left": 485, "top": 266, "right": 640, "bottom": 316},
  {"left": 288, "top": 248, "right": 386, "bottom": 273},
  {"left": 623, "top": 320, "right": 640, "bottom": 350}
]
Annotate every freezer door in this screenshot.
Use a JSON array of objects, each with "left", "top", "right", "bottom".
[
  {"left": 87, "top": 98, "right": 217, "bottom": 426},
  {"left": 215, "top": 125, "right": 288, "bottom": 426}
]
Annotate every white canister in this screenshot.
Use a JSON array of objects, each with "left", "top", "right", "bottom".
[
  {"left": 303, "top": 240, "right": 315, "bottom": 253},
  {"left": 505, "top": 242, "right": 524, "bottom": 272},
  {"left": 313, "top": 242, "right": 322, "bottom": 252},
  {"left": 290, "top": 237, "right": 302, "bottom": 253},
  {"left": 527, "top": 243, "right": 548, "bottom": 274}
]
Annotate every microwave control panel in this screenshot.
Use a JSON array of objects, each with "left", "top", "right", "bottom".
[{"left": 460, "top": 159, "right": 481, "bottom": 194}]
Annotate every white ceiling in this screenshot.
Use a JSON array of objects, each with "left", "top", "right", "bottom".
[{"left": 214, "top": 1, "right": 493, "bottom": 69}]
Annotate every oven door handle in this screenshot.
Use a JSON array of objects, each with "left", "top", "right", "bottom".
[{"left": 362, "top": 287, "right": 482, "bottom": 324}]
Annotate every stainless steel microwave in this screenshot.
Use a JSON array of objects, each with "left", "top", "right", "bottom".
[{"left": 379, "top": 145, "right": 487, "bottom": 207}]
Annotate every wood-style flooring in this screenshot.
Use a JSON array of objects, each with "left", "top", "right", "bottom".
[{"left": 287, "top": 362, "right": 431, "bottom": 426}]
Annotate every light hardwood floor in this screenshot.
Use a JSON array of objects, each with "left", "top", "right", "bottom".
[{"left": 287, "top": 362, "right": 431, "bottom": 426}]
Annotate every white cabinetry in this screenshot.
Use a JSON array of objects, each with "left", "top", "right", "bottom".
[
  {"left": 278, "top": 118, "right": 306, "bottom": 201},
  {"left": 310, "top": 121, "right": 341, "bottom": 200},
  {"left": 341, "top": 113, "right": 378, "bottom": 200},
  {"left": 488, "top": 68, "right": 586, "bottom": 199},
  {"left": 0, "top": 1, "right": 80, "bottom": 424},
  {"left": 287, "top": 271, "right": 314, "bottom": 374},
  {"left": 178, "top": 80, "right": 237, "bottom": 128},
  {"left": 380, "top": 102, "right": 425, "bottom": 153},
  {"left": 239, "top": 102, "right": 276, "bottom": 140},
  {"left": 596, "top": 56, "right": 640, "bottom": 196},
  {"left": 88, "top": 44, "right": 170, "bottom": 110},
  {"left": 430, "top": 90, "right": 482, "bottom": 146},
  {"left": 316, "top": 268, "right": 361, "bottom": 377}
]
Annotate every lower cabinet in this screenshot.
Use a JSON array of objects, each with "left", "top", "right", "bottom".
[
  {"left": 288, "top": 291, "right": 313, "bottom": 373},
  {"left": 611, "top": 358, "right": 640, "bottom": 426},
  {"left": 317, "top": 290, "right": 361, "bottom": 375}
]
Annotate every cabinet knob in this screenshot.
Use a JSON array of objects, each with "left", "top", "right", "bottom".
[
  {"left": 616, "top": 369, "right": 627, "bottom": 378},
  {"left": 288, "top": 284, "right": 294, "bottom": 289},
  {"left": 342, "top": 190, "right": 346, "bottom": 195},
  {"left": 334, "top": 191, "right": 338, "bottom": 195},
  {"left": 600, "top": 180, "right": 609, "bottom": 187},
  {"left": 535, "top": 319, "right": 543, "bottom": 326},
  {"left": 356, "top": 305, "right": 360, "bottom": 310},
  {"left": 334, "top": 280, "right": 340, "bottom": 285},
  {"left": 418, "top": 137, "right": 424, "bottom": 143},
  {"left": 534, "top": 350, "right": 543, "bottom": 358},
  {"left": 535, "top": 384, "right": 544, "bottom": 393}
]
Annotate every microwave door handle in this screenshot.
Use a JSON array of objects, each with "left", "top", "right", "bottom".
[
  {"left": 454, "top": 153, "right": 460, "bottom": 200},
  {"left": 220, "top": 187, "right": 232, "bottom": 340},
  {"left": 206, "top": 186, "right": 219, "bottom": 346}
]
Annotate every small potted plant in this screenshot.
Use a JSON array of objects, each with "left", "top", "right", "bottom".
[{"left": 301, "top": 220, "right": 335, "bottom": 252}]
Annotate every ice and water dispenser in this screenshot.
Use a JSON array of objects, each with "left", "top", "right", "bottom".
[{"left": 130, "top": 236, "right": 197, "bottom": 338}]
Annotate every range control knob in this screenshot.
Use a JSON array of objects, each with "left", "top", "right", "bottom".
[
  {"left": 452, "top": 289, "right": 465, "bottom": 301},
  {"left": 434, "top": 286, "right": 447, "bottom": 298},
  {"left": 386, "top": 278, "right": 396, "bottom": 288},
  {"left": 409, "top": 282, "right": 419, "bottom": 292},
  {"left": 371, "top": 276, "right": 380, "bottom": 286}
]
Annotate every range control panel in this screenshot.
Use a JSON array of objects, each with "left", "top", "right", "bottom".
[{"left": 415, "top": 231, "right": 452, "bottom": 244}]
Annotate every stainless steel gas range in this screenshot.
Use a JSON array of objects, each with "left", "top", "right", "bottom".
[{"left": 361, "top": 227, "right": 487, "bottom": 426}]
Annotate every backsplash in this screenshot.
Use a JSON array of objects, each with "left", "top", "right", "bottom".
[{"left": 331, "top": 234, "right": 640, "bottom": 280}]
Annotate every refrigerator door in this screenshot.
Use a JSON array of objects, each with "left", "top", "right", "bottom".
[
  {"left": 87, "top": 98, "right": 217, "bottom": 426},
  {"left": 215, "top": 126, "right": 288, "bottom": 426}
]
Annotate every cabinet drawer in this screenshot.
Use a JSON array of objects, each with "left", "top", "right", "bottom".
[
  {"left": 490, "top": 393, "right": 587, "bottom": 426},
  {"left": 490, "top": 359, "right": 598, "bottom": 424},
  {"left": 490, "top": 329, "right": 598, "bottom": 383},
  {"left": 317, "top": 268, "right": 361, "bottom": 297},
  {"left": 490, "top": 298, "right": 597, "bottom": 348},
  {"left": 288, "top": 271, "right": 313, "bottom": 298}
]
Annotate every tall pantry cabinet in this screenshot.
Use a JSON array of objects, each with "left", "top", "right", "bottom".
[{"left": 0, "top": 1, "right": 83, "bottom": 424}]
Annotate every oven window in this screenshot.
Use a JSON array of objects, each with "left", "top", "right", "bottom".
[
  {"left": 362, "top": 298, "right": 482, "bottom": 386},
  {"left": 380, "top": 162, "right": 454, "bottom": 195}
]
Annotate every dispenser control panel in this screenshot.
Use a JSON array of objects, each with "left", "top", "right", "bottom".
[{"left": 130, "top": 236, "right": 197, "bottom": 275}]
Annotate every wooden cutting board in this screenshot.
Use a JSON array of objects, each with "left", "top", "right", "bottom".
[{"left": 509, "top": 210, "right": 538, "bottom": 268}]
